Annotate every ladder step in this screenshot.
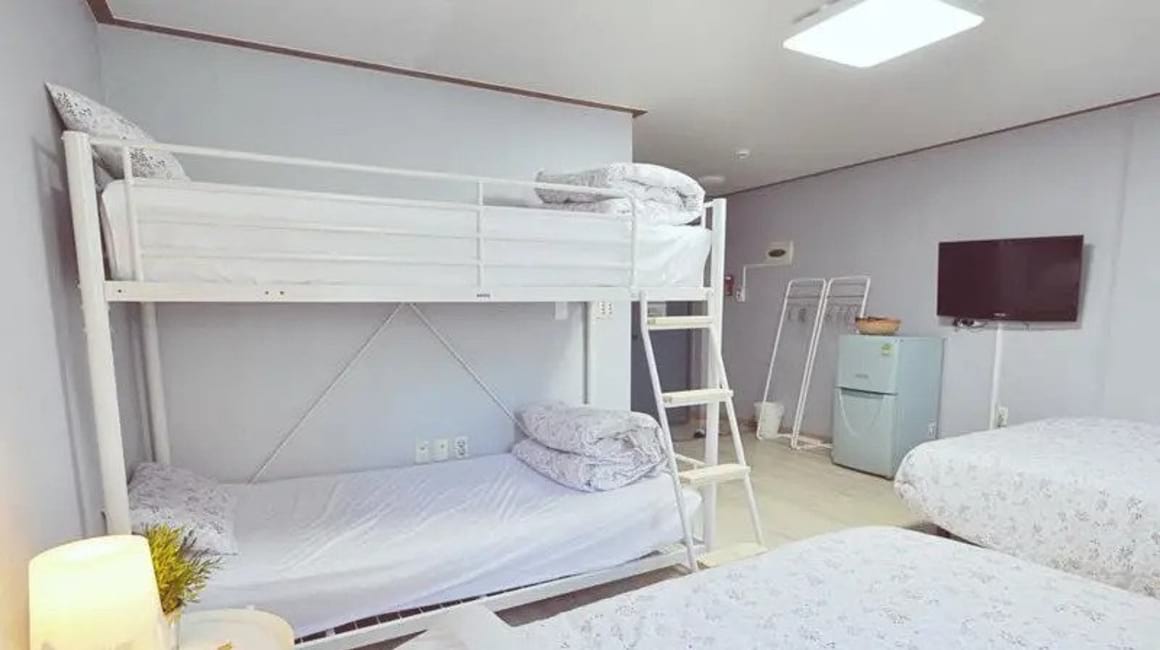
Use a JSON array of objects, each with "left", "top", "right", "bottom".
[
  {"left": 646, "top": 316, "right": 714, "bottom": 331},
  {"left": 661, "top": 388, "right": 733, "bottom": 407},
  {"left": 698, "top": 542, "right": 768, "bottom": 568},
  {"left": 679, "top": 463, "right": 750, "bottom": 487}
]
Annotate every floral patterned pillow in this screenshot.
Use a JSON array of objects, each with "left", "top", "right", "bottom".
[
  {"left": 45, "top": 82, "right": 189, "bottom": 182},
  {"left": 128, "top": 462, "right": 238, "bottom": 555}
]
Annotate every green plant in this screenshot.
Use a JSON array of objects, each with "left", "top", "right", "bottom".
[{"left": 141, "top": 525, "right": 220, "bottom": 614}]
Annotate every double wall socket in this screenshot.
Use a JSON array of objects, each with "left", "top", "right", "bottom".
[{"left": 416, "top": 437, "right": 470, "bottom": 463}]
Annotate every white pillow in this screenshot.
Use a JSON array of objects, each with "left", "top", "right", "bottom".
[
  {"left": 45, "top": 82, "right": 189, "bottom": 182},
  {"left": 396, "top": 605, "right": 521, "bottom": 650},
  {"left": 128, "top": 462, "right": 238, "bottom": 555}
]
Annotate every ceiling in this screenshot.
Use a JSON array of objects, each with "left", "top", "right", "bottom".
[{"left": 105, "top": 0, "right": 1160, "bottom": 194}]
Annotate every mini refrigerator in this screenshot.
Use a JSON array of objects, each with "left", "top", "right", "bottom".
[{"left": 831, "top": 336, "right": 944, "bottom": 478}]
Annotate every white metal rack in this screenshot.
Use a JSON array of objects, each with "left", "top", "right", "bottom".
[
  {"left": 757, "top": 276, "right": 870, "bottom": 450},
  {"left": 62, "top": 131, "right": 735, "bottom": 648}
]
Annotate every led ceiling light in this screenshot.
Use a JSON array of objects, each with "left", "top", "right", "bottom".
[{"left": 784, "top": 0, "right": 984, "bottom": 68}]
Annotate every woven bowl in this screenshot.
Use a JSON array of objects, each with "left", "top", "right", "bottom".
[{"left": 855, "top": 317, "right": 901, "bottom": 336}]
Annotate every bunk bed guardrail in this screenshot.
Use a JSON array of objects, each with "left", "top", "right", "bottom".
[{"left": 62, "top": 131, "right": 729, "bottom": 649}]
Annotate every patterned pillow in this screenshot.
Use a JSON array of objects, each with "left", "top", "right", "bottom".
[
  {"left": 45, "top": 82, "right": 189, "bottom": 182},
  {"left": 128, "top": 462, "right": 238, "bottom": 555}
]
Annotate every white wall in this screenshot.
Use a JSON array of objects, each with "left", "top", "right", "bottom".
[
  {"left": 723, "top": 99, "right": 1156, "bottom": 438},
  {"left": 96, "top": 27, "right": 634, "bottom": 481},
  {"left": 0, "top": 1, "right": 106, "bottom": 647}
]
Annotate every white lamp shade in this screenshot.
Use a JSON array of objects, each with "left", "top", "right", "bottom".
[{"left": 29, "top": 535, "right": 165, "bottom": 650}]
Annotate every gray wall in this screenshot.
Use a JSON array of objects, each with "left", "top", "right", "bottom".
[
  {"left": 0, "top": 0, "right": 105, "bottom": 647},
  {"left": 724, "top": 99, "right": 1158, "bottom": 438},
  {"left": 96, "top": 27, "right": 634, "bottom": 481}
]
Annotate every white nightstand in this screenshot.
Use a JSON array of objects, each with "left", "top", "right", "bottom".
[{"left": 180, "top": 609, "right": 293, "bottom": 649}]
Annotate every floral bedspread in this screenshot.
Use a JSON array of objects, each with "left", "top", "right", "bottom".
[
  {"left": 895, "top": 418, "right": 1160, "bottom": 596},
  {"left": 518, "top": 527, "right": 1160, "bottom": 649}
]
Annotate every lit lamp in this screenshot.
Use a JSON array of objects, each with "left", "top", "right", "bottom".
[{"left": 29, "top": 535, "right": 166, "bottom": 650}]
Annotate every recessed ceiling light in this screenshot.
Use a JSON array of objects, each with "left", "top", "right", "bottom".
[
  {"left": 735, "top": 149, "right": 752, "bottom": 160},
  {"left": 783, "top": 0, "right": 984, "bottom": 68},
  {"left": 698, "top": 174, "right": 726, "bottom": 186}
]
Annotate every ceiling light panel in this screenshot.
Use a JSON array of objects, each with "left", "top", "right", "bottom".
[{"left": 784, "top": 0, "right": 984, "bottom": 68}]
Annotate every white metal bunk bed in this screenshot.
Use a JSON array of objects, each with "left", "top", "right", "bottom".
[{"left": 62, "top": 131, "right": 762, "bottom": 648}]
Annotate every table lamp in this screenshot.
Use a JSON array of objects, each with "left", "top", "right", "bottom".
[{"left": 29, "top": 535, "right": 166, "bottom": 650}]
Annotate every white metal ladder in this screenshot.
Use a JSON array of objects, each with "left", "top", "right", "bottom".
[{"left": 638, "top": 297, "right": 766, "bottom": 571}]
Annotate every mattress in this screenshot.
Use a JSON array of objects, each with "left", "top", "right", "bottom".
[
  {"left": 517, "top": 527, "right": 1160, "bottom": 649},
  {"left": 194, "top": 453, "right": 701, "bottom": 636},
  {"left": 895, "top": 418, "right": 1160, "bottom": 597},
  {"left": 99, "top": 181, "right": 711, "bottom": 287}
]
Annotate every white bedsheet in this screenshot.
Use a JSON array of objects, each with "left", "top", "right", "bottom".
[
  {"left": 895, "top": 418, "right": 1160, "bottom": 597},
  {"left": 100, "top": 181, "right": 710, "bottom": 287},
  {"left": 519, "top": 527, "right": 1160, "bottom": 649},
  {"left": 194, "top": 454, "right": 701, "bottom": 636}
]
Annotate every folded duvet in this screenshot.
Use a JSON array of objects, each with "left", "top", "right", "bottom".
[
  {"left": 551, "top": 197, "right": 702, "bottom": 227},
  {"left": 536, "top": 163, "right": 705, "bottom": 225},
  {"left": 517, "top": 402, "right": 664, "bottom": 466},
  {"left": 512, "top": 439, "right": 658, "bottom": 492}
]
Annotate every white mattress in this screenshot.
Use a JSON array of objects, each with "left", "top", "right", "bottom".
[
  {"left": 895, "top": 418, "right": 1160, "bottom": 597},
  {"left": 518, "top": 527, "right": 1160, "bottom": 649},
  {"left": 100, "top": 181, "right": 711, "bottom": 287},
  {"left": 194, "top": 454, "right": 701, "bottom": 636}
]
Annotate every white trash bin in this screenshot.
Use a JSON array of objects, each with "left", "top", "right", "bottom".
[{"left": 754, "top": 401, "right": 785, "bottom": 440}]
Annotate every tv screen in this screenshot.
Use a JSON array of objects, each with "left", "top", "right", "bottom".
[{"left": 937, "top": 235, "right": 1084, "bottom": 322}]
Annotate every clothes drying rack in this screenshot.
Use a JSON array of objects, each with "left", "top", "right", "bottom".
[{"left": 757, "top": 276, "right": 871, "bottom": 450}]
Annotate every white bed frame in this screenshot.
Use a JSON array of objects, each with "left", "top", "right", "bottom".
[{"left": 62, "top": 131, "right": 728, "bottom": 648}]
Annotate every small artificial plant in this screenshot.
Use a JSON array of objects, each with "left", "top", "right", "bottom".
[{"left": 141, "top": 525, "right": 221, "bottom": 615}]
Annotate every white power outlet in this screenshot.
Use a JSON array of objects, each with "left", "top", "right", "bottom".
[
  {"left": 433, "top": 438, "right": 450, "bottom": 462},
  {"left": 415, "top": 440, "right": 431, "bottom": 464},
  {"left": 996, "top": 406, "right": 1010, "bottom": 428},
  {"left": 453, "top": 436, "right": 469, "bottom": 459},
  {"left": 594, "top": 301, "right": 614, "bottom": 320}
]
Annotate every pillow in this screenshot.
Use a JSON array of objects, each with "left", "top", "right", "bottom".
[
  {"left": 128, "top": 462, "right": 238, "bottom": 555},
  {"left": 45, "top": 82, "right": 189, "bottom": 182},
  {"left": 395, "top": 605, "right": 521, "bottom": 650}
]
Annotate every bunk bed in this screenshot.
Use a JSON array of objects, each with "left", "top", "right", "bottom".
[{"left": 62, "top": 131, "right": 736, "bottom": 649}]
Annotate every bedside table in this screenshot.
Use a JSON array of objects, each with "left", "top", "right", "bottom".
[{"left": 180, "top": 609, "right": 293, "bottom": 649}]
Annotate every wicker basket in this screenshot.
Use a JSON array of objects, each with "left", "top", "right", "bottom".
[{"left": 855, "top": 317, "right": 901, "bottom": 336}]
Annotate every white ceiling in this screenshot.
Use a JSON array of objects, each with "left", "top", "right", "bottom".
[{"left": 108, "top": 0, "right": 1160, "bottom": 193}]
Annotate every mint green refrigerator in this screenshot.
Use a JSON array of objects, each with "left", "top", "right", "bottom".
[{"left": 831, "top": 336, "right": 944, "bottom": 478}]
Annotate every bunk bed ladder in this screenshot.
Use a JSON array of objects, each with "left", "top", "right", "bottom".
[{"left": 638, "top": 297, "right": 767, "bottom": 572}]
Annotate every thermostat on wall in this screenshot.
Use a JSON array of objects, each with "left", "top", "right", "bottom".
[{"left": 766, "top": 241, "right": 794, "bottom": 265}]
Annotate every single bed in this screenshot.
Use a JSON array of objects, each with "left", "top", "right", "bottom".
[
  {"left": 99, "top": 180, "right": 711, "bottom": 288},
  {"left": 894, "top": 417, "right": 1160, "bottom": 597},
  {"left": 192, "top": 453, "right": 701, "bottom": 637},
  {"left": 508, "top": 526, "right": 1160, "bottom": 649}
]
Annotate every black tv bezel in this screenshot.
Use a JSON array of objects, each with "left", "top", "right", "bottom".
[{"left": 936, "top": 234, "right": 1084, "bottom": 322}]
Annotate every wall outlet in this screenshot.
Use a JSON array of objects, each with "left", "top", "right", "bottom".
[
  {"left": 927, "top": 421, "right": 938, "bottom": 438},
  {"left": 415, "top": 440, "right": 431, "bottom": 464},
  {"left": 594, "top": 301, "right": 614, "bottom": 320},
  {"left": 996, "top": 406, "right": 1010, "bottom": 428},
  {"left": 433, "top": 438, "right": 450, "bottom": 462},
  {"left": 453, "top": 436, "right": 469, "bottom": 459}
]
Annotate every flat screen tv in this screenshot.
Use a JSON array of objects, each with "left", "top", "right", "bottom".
[{"left": 937, "top": 235, "right": 1084, "bottom": 322}]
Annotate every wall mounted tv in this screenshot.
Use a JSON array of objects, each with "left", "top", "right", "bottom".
[{"left": 937, "top": 235, "right": 1084, "bottom": 322}]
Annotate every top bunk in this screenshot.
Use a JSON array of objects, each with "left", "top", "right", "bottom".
[{"left": 63, "top": 132, "right": 726, "bottom": 305}]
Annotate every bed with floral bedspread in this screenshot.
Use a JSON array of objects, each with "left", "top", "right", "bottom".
[{"left": 895, "top": 417, "right": 1160, "bottom": 597}]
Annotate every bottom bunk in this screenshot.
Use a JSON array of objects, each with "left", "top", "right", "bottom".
[{"left": 191, "top": 453, "right": 701, "bottom": 638}]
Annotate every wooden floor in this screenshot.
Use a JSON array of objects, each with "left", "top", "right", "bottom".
[
  {"left": 363, "top": 434, "right": 918, "bottom": 647},
  {"left": 678, "top": 433, "right": 920, "bottom": 549}
]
